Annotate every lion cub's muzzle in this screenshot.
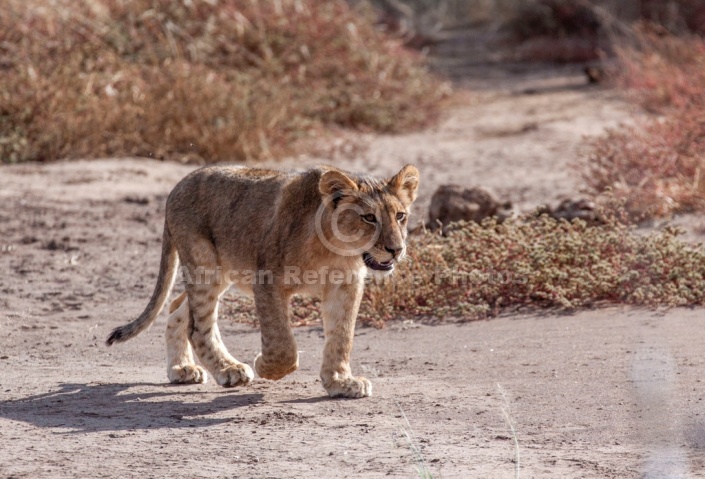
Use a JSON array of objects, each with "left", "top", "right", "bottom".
[
  {"left": 362, "top": 245, "right": 404, "bottom": 272},
  {"left": 363, "top": 251, "right": 394, "bottom": 271}
]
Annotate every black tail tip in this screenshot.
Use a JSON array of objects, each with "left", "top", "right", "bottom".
[{"left": 105, "top": 328, "right": 125, "bottom": 346}]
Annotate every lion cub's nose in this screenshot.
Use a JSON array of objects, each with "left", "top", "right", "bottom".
[{"left": 385, "top": 246, "right": 402, "bottom": 258}]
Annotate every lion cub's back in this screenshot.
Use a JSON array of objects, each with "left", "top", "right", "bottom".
[{"left": 165, "top": 165, "right": 291, "bottom": 240}]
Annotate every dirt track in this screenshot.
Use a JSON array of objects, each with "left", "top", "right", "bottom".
[{"left": 2, "top": 66, "right": 705, "bottom": 478}]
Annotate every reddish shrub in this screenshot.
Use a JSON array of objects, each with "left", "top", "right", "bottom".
[{"left": 585, "top": 33, "right": 705, "bottom": 219}]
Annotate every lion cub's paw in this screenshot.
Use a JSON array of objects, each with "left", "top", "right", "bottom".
[
  {"left": 214, "top": 363, "right": 254, "bottom": 388},
  {"left": 254, "top": 352, "right": 299, "bottom": 381},
  {"left": 325, "top": 376, "right": 372, "bottom": 398},
  {"left": 169, "top": 364, "right": 208, "bottom": 384}
]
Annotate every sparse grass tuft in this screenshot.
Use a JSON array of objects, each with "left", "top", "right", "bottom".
[
  {"left": 497, "top": 383, "right": 521, "bottom": 479},
  {"left": 0, "top": 0, "right": 445, "bottom": 164},
  {"left": 396, "top": 403, "right": 435, "bottom": 479}
]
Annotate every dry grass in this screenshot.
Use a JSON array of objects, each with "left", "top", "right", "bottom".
[
  {"left": 0, "top": 0, "right": 445, "bottom": 164},
  {"left": 222, "top": 216, "right": 705, "bottom": 327},
  {"left": 585, "top": 31, "right": 705, "bottom": 219}
]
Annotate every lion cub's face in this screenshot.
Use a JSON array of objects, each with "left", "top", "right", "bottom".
[{"left": 317, "top": 165, "right": 419, "bottom": 275}]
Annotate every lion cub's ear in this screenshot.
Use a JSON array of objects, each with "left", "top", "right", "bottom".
[
  {"left": 389, "top": 165, "right": 420, "bottom": 205},
  {"left": 319, "top": 169, "right": 358, "bottom": 198}
]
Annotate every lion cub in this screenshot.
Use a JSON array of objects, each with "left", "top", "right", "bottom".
[{"left": 107, "top": 165, "right": 419, "bottom": 398}]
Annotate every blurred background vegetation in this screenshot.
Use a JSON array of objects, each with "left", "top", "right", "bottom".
[
  {"left": 1, "top": 0, "right": 704, "bottom": 172},
  {"left": 370, "top": 0, "right": 705, "bottom": 32},
  {"left": 0, "top": 0, "right": 445, "bottom": 164}
]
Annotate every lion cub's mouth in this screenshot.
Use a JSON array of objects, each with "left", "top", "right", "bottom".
[{"left": 362, "top": 252, "right": 394, "bottom": 272}]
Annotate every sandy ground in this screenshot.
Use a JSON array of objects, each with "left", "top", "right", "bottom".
[{"left": 2, "top": 63, "right": 705, "bottom": 478}]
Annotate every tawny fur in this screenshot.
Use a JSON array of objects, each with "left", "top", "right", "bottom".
[{"left": 106, "top": 165, "right": 419, "bottom": 398}]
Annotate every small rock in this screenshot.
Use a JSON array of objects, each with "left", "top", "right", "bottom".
[
  {"left": 536, "top": 198, "right": 604, "bottom": 225},
  {"left": 427, "top": 184, "right": 513, "bottom": 234}
]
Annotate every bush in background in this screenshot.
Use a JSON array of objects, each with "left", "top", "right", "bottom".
[
  {"left": 495, "top": 0, "right": 705, "bottom": 63},
  {"left": 585, "top": 31, "right": 705, "bottom": 219},
  {"left": 0, "top": 0, "right": 444, "bottom": 164},
  {"left": 360, "top": 217, "right": 705, "bottom": 325}
]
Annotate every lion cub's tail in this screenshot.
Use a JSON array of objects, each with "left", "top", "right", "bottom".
[{"left": 106, "top": 223, "right": 179, "bottom": 346}]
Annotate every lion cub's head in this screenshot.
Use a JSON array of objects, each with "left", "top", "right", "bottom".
[{"left": 317, "top": 165, "right": 419, "bottom": 275}]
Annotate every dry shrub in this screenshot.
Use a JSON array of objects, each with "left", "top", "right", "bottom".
[
  {"left": 497, "top": 0, "right": 607, "bottom": 62},
  {"left": 613, "top": 29, "right": 705, "bottom": 111},
  {"left": 636, "top": 0, "right": 705, "bottom": 35},
  {"left": 585, "top": 31, "right": 705, "bottom": 219},
  {"left": 0, "top": 0, "right": 444, "bottom": 164},
  {"left": 495, "top": 0, "right": 705, "bottom": 63},
  {"left": 221, "top": 217, "right": 705, "bottom": 327},
  {"left": 504, "top": 0, "right": 602, "bottom": 40},
  {"left": 359, "top": 217, "right": 705, "bottom": 325},
  {"left": 585, "top": 117, "right": 705, "bottom": 219}
]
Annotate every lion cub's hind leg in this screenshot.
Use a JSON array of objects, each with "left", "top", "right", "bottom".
[
  {"left": 181, "top": 252, "right": 254, "bottom": 388},
  {"left": 166, "top": 292, "right": 207, "bottom": 384}
]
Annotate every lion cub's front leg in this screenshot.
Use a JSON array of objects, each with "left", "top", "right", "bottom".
[
  {"left": 253, "top": 283, "right": 299, "bottom": 381},
  {"left": 319, "top": 278, "right": 371, "bottom": 398}
]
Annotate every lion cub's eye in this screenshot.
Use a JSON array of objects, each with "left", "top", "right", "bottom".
[
  {"left": 361, "top": 213, "right": 377, "bottom": 224},
  {"left": 396, "top": 212, "right": 407, "bottom": 222}
]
